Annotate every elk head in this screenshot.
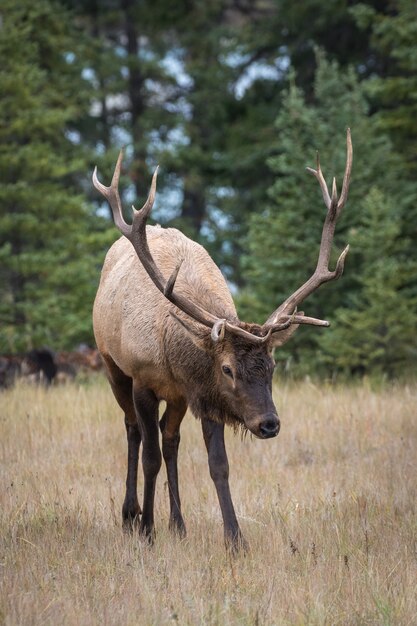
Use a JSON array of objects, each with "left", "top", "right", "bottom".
[{"left": 93, "top": 130, "right": 352, "bottom": 438}]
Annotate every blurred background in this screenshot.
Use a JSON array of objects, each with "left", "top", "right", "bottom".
[{"left": 0, "top": 0, "right": 416, "bottom": 379}]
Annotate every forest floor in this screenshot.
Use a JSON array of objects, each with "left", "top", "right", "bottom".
[{"left": 1, "top": 378, "right": 416, "bottom": 625}]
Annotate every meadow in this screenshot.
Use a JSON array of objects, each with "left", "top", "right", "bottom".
[{"left": 1, "top": 378, "right": 416, "bottom": 625}]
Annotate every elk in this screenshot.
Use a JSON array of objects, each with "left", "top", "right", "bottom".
[{"left": 92, "top": 129, "right": 352, "bottom": 551}]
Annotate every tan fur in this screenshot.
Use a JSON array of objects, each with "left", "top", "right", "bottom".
[{"left": 93, "top": 226, "right": 237, "bottom": 402}]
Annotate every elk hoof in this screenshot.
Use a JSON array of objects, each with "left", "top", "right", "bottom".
[
  {"left": 169, "top": 516, "right": 187, "bottom": 539},
  {"left": 139, "top": 521, "right": 156, "bottom": 545},
  {"left": 122, "top": 501, "right": 142, "bottom": 532},
  {"left": 225, "top": 531, "right": 249, "bottom": 556}
]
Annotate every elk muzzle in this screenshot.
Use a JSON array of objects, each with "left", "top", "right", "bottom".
[{"left": 246, "top": 413, "right": 280, "bottom": 439}]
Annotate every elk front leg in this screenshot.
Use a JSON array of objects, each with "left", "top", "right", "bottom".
[
  {"left": 202, "top": 418, "right": 247, "bottom": 552},
  {"left": 160, "top": 399, "right": 187, "bottom": 537},
  {"left": 133, "top": 387, "right": 161, "bottom": 540}
]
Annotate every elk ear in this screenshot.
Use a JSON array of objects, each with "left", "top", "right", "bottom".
[
  {"left": 211, "top": 319, "right": 226, "bottom": 343},
  {"left": 270, "top": 323, "right": 300, "bottom": 348},
  {"left": 169, "top": 312, "right": 210, "bottom": 350}
]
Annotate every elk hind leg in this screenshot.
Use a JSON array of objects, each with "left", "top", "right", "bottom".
[
  {"left": 159, "top": 399, "right": 187, "bottom": 537},
  {"left": 133, "top": 386, "right": 161, "bottom": 540},
  {"left": 102, "top": 355, "right": 141, "bottom": 529}
]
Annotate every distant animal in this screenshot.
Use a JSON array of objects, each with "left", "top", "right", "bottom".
[
  {"left": 92, "top": 130, "right": 352, "bottom": 551},
  {"left": 21, "top": 349, "right": 57, "bottom": 385},
  {"left": 0, "top": 347, "right": 102, "bottom": 389},
  {"left": 55, "top": 346, "right": 102, "bottom": 379}
]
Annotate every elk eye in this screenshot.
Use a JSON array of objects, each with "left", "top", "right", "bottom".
[{"left": 222, "top": 365, "right": 233, "bottom": 378}]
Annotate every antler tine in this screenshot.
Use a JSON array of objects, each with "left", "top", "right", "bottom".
[
  {"left": 132, "top": 165, "right": 159, "bottom": 219},
  {"left": 92, "top": 150, "right": 131, "bottom": 237},
  {"left": 334, "top": 243, "right": 350, "bottom": 278},
  {"left": 306, "top": 150, "right": 332, "bottom": 209},
  {"left": 337, "top": 127, "right": 352, "bottom": 213},
  {"left": 264, "top": 314, "right": 330, "bottom": 336},
  {"left": 291, "top": 314, "right": 329, "bottom": 327},
  {"left": 164, "top": 259, "right": 184, "bottom": 297},
  {"left": 264, "top": 129, "right": 352, "bottom": 328}
]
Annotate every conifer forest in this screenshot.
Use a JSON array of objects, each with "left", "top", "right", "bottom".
[{"left": 1, "top": 0, "right": 416, "bottom": 378}]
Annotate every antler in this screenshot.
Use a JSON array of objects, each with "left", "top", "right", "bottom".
[
  {"left": 93, "top": 138, "right": 350, "bottom": 345},
  {"left": 93, "top": 151, "right": 223, "bottom": 330},
  {"left": 264, "top": 128, "right": 352, "bottom": 328}
]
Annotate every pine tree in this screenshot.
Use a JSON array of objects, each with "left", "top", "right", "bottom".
[
  {"left": 320, "top": 188, "right": 417, "bottom": 377},
  {"left": 353, "top": 0, "right": 417, "bottom": 177},
  {"left": 0, "top": 0, "right": 113, "bottom": 351},
  {"left": 238, "top": 53, "right": 413, "bottom": 375}
]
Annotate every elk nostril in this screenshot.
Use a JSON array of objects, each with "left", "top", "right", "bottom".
[{"left": 259, "top": 418, "right": 280, "bottom": 438}]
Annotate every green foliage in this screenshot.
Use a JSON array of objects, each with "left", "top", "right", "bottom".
[
  {"left": 238, "top": 54, "right": 415, "bottom": 376},
  {"left": 352, "top": 0, "right": 417, "bottom": 176},
  {"left": 0, "top": 0, "right": 114, "bottom": 352},
  {"left": 320, "top": 188, "right": 417, "bottom": 376},
  {"left": 0, "top": 0, "right": 416, "bottom": 378}
]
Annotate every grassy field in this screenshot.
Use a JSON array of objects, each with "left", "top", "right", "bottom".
[{"left": 1, "top": 378, "right": 416, "bottom": 625}]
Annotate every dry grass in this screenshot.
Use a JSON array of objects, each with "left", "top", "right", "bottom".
[{"left": 1, "top": 378, "right": 416, "bottom": 625}]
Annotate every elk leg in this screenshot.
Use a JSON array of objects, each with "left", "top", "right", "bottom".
[
  {"left": 201, "top": 418, "right": 247, "bottom": 552},
  {"left": 133, "top": 386, "right": 161, "bottom": 540},
  {"left": 159, "top": 399, "right": 187, "bottom": 537},
  {"left": 123, "top": 417, "right": 141, "bottom": 528},
  {"left": 101, "top": 355, "right": 141, "bottom": 529}
]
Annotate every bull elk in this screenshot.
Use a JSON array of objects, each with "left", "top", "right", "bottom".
[{"left": 92, "top": 129, "right": 352, "bottom": 551}]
